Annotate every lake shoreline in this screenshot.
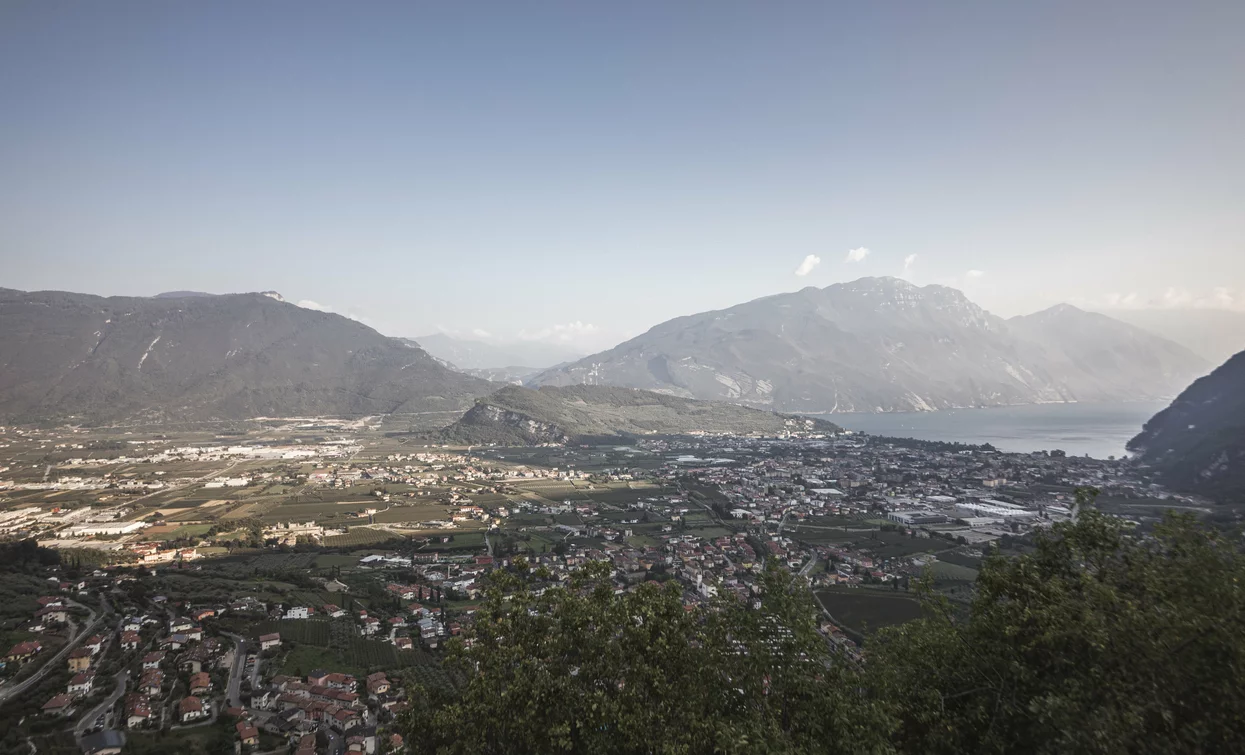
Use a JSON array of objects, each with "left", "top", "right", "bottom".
[{"left": 805, "top": 401, "right": 1168, "bottom": 459}]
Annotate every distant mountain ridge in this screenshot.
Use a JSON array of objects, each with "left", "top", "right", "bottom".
[
  {"left": 1104, "top": 308, "right": 1245, "bottom": 366},
  {"left": 442, "top": 384, "right": 841, "bottom": 445},
  {"left": 1007, "top": 304, "right": 1208, "bottom": 403},
  {"left": 0, "top": 287, "right": 492, "bottom": 424},
  {"left": 154, "top": 290, "right": 217, "bottom": 299},
  {"left": 408, "top": 333, "right": 585, "bottom": 370},
  {"left": 1129, "top": 350, "right": 1245, "bottom": 499},
  {"left": 530, "top": 277, "right": 1208, "bottom": 414}
]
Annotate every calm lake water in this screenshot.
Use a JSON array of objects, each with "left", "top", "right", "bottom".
[{"left": 821, "top": 402, "right": 1169, "bottom": 459}]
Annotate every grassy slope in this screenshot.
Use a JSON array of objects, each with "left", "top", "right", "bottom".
[{"left": 443, "top": 384, "right": 841, "bottom": 444}]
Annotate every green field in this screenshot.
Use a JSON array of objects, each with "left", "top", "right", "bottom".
[
  {"left": 816, "top": 588, "right": 924, "bottom": 636},
  {"left": 247, "top": 618, "right": 459, "bottom": 688},
  {"left": 149, "top": 523, "right": 213, "bottom": 540},
  {"left": 793, "top": 528, "right": 949, "bottom": 560},
  {"left": 685, "top": 525, "right": 733, "bottom": 539},
  {"left": 927, "top": 560, "right": 979, "bottom": 582},
  {"left": 323, "top": 527, "right": 403, "bottom": 547}
]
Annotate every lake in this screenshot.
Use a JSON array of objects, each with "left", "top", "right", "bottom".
[{"left": 821, "top": 401, "right": 1169, "bottom": 459}]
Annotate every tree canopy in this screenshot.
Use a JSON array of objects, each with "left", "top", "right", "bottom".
[{"left": 403, "top": 505, "right": 1245, "bottom": 754}]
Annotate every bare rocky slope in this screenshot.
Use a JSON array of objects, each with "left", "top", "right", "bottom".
[
  {"left": 0, "top": 288, "right": 492, "bottom": 424},
  {"left": 441, "top": 384, "right": 841, "bottom": 445},
  {"left": 530, "top": 278, "right": 1208, "bottom": 413}
]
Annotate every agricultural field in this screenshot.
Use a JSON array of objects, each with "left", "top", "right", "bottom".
[
  {"left": 800, "top": 515, "right": 866, "bottom": 529},
  {"left": 793, "top": 527, "right": 952, "bottom": 560},
  {"left": 424, "top": 531, "right": 487, "bottom": 549},
  {"left": 247, "top": 618, "right": 458, "bottom": 687},
  {"left": 323, "top": 527, "right": 402, "bottom": 547},
  {"left": 371, "top": 503, "right": 457, "bottom": 525},
  {"left": 815, "top": 588, "right": 924, "bottom": 637},
  {"left": 927, "top": 560, "right": 980, "bottom": 582},
  {"left": 935, "top": 550, "right": 985, "bottom": 570},
  {"left": 684, "top": 525, "right": 734, "bottom": 539},
  {"left": 145, "top": 523, "right": 213, "bottom": 541}
]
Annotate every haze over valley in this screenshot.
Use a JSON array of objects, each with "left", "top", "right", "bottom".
[{"left": 2, "top": 4, "right": 1244, "bottom": 754}]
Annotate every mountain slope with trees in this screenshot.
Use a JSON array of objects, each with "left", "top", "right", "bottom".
[
  {"left": 1128, "top": 350, "right": 1245, "bottom": 499},
  {"left": 0, "top": 288, "right": 492, "bottom": 424},
  {"left": 441, "top": 384, "right": 840, "bottom": 444},
  {"left": 530, "top": 278, "right": 1207, "bottom": 413}
]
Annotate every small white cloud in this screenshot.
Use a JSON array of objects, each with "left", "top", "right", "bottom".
[
  {"left": 902, "top": 254, "right": 917, "bottom": 273},
  {"left": 298, "top": 300, "right": 333, "bottom": 312},
  {"left": 1104, "top": 292, "right": 1142, "bottom": 308},
  {"left": 470, "top": 328, "right": 492, "bottom": 339},
  {"left": 519, "top": 321, "right": 600, "bottom": 344},
  {"left": 794, "top": 254, "right": 821, "bottom": 277},
  {"left": 1162, "top": 287, "right": 1193, "bottom": 307},
  {"left": 966, "top": 269, "right": 985, "bottom": 278},
  {"left": 845, "top": 247, "right": 871, "bottom": 263}
]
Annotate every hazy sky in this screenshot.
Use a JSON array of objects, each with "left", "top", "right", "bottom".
[{"left": 2, "top": 1, "right": 1242, "bottom": 351}]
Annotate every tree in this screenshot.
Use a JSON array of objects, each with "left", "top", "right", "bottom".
[
  {"left": 400, "top": 491, "right": 1245, "bottom": 754},
  {"left": 402, "top": 559, "right": 892, "bottom": 754},
  {"left": 867, "top": 496, "right": 1245, "bottom": 754}
]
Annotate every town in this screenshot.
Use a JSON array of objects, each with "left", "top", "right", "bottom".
[{"left": 0, "top": 420, "right": 1215, "bottom": 754}]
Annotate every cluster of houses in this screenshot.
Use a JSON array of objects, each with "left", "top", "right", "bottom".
[
  {"left": 242, "top": 668, "right": 403, "bottom": 750},
  {"left": 39, "top": 629, "right": 109, "bottom": 716},
  {"left": 1, "top": 592, "right": 72, "bottom": 668}
]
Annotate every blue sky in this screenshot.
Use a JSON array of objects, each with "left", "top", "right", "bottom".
[{"left": 2, "top": 1, "right": 1242, "bottom": 351}]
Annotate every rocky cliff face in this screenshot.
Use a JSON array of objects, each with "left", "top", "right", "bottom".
[
  {"left": 0, "top": 287, "right": 492, "bottom": 424},
  {"left": 531, "top": 278, "right": 1207, "bottom": 413},
  {"left": 1129, "top": 351, "right": 1245, "bottom": 499},
  {"left": 457, "top": 403, "right": 570, "bottom": 444}
]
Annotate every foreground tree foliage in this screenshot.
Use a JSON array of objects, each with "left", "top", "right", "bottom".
[
  {"left": 405, "top": 560, "right": 891, "bottom": 754},
  {"left": 870, "top": 506, "right": 1245, "bottom": 754},
  {"left": 403, "top": 502, "right": 1245, "bottom": 754}
]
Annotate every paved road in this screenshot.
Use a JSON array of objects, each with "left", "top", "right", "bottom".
[
  {"left": 74, "top": 662, "right": 128, "bottom": 740},
  {"left": 799, "top": 553, "right": 818, "bottom": 577},
  {"left": 778, "top": 509, "right": 793, "bottom": 535},
  {"left": 0, "top": 598, "right": 103, "bottom": 704},
  {"left": 221, "top": 632, "right": 250, "bottom": 709}
]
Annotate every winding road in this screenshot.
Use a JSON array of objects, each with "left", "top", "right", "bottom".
[{"left": 0, "top": 597, "right": 106, "bottom": 704}]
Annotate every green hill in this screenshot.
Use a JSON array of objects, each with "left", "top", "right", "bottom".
[
  {"left": 442, "top": 384, "right": 840, "bottom": 445},
  {"left": 1129, "top": 350, "right": 1245, "bottom": 499}
]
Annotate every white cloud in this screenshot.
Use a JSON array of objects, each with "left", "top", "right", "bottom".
[
  {"left": 470, "top": 328, "right": 492, "bottom": 339},
  {"left": 794, "top": 254, "right": 821, "bottom": 277},
  {"left": 1104, "top": 292, "right": 1142, "bottom": 308},
  {"left": 297, "top": 300, "right": 333, "bottom": 312},
  {"left": 1082, "top": 287, "right": 1245, "bottom": 312},
  {"left": 845, "top": 247, "right": 871, "bottom": 263},
  {"left": 966, "top": 269, "right": 985, "bottom": 278},
  {"left": 902, "top": 254, "right": 917, "bottom": 274},
  {"left": 518, "top": 321, "right": 600, "bottom": 344}
]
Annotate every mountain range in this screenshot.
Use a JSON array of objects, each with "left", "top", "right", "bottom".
[
  {"left": 1129, "top": 349, "right": 1245, "bottom": 499},
  {"left": 0, "top": 288, "right": 492, "bottom": 424},
  {"left": 0, "top": 280, "right": 1218, "bottom": 428},
  {"left": 1104, "top": 309, "right": 1245, "bottom": 366},
  {"left": 409, "top": 333, "right": 584, "bottom": 370},
  {"left": 530, "top": 278, "right": 1209, "bottom": 414},
  {"left": 441, "top": 384, "right": 841, "bottom": 445}
]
